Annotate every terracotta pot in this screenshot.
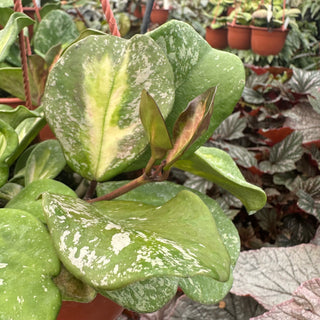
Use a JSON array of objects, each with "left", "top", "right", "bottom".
[
  {"left": 250, "top": 26, "right": 289, "bottom": 56},
  {"left": 57, "top": 295, "right": 124, "bottom": 320},
  {"left": 205, "top": 27, "right": 228, "bottom": 50},
  {"left": 141, "top": 5, "right": 169, "bottom": 25},
  {"left": 227, "top": 23, "right": 251, "bottom": 50},
  {"left": 150, "top": 8, "right": 169, "bottom": 25}
]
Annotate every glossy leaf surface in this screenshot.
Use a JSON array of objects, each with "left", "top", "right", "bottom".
[
  {"left": 97, "top": 181, "right": 240, "bottom": 305},
  {"left": 0, "top": 208, "right": 61, "bottom": 320},
  {"left": 174, "top": 147, "right": 266, "bottom": 213},
  {"left": 42, "top": 34, "right": 174, "bottom": 181},
  {"left": 24, "top": 140, "right": 66, "bottom": 185},
  {"left": 0, "top": 12, "right": 33, "bottom": 62},
  {"left": 6, "top": 179, "right": 77, "bottom": 223},
  {"left": 139, "top": 89, "right": 172, "bottom": 161},
  {"left": 33, "top": 10, "right": 79, "bottom": 57},
  {"left": 148, "top": 21, "right": 245, "bottom": 156},
  {"left": 43, "top": 190, "right": 231, "bottom": 312},
  {"left": 165, "top": 87, "right": 216, "bottom": 167}
]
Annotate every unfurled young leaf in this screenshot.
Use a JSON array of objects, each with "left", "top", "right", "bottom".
[
  {"left": 231, "top": 244, "right": 320, "bottom": 310},
  {"left": 252, "top": 278, "right": 320, "bottom": 320},
  {"left": 139, "top": 89, "right": 172, "bottom": 162},
  {"left": 259, "top": 131, "right": 303, "bottom": 173},
  {"left": 165, "top": 87, "right": 216, "bottom": 168}
]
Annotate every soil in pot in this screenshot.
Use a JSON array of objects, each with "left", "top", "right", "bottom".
[
  {"left": 250, "top": 26, "right": 289, "bottom": 56},
  {"left": 205, "top": 27, "right": 228, "bottom": 50},
  {"left": 227, "top": 23, "right": 251, "bottom": 50},
  {"left": 57, "top": 294, "right": 124, "bottom": 320}
]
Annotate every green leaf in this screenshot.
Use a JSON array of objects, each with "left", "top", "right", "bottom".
[
  {"left": 139, "top": 89, "right": 172, "bottom": 161},
  {"left": 165, "top": 87, "right": 216, "bottom": 168},
  {"left": 0, "top": 1, "right": 13, "bottom": 8},
  {"left": 0, "top": 208, "right": 61, "bottom": 320},
  {"left": 101, "top": 277, "right": 179, "bottom": 313},
  {"left": 0, "top": 182, "right": 23, "bottom": 206},
  {"left": 0, "top": 12, "right": 34, "bottom": 62},
  {"left": 259, "top": 132, "right": 304, "bottom": 174},
  {"left": 148, "top": 21, "right": 245, "bottom": 156},
  {"left": 96, "top": 180, "right": 240, "bottom": 305},
  {"left": 34, "top": 10, "right": 79, "bottom": 57},
  {"left": 42, "top": 190, "right": 231, "bottom": 312},
  {"left": 24, "top": 140, "right": 66, "bottom": 185},
  {"left": 6, "top": 179, "right": 77, "bottom": 223},
  {"left": 174, "top": 147, "right": 266, "bottom": 213},
  {"left": 0, "top": 118, "right": 18, "bottom": 163},
  {"left": 42, "top": 34, "right": 175, "bottom": 181}
]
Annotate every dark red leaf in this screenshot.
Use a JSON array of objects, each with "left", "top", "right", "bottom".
[{"left": 258, "top": 127, "right": 294, "bottom": 146}]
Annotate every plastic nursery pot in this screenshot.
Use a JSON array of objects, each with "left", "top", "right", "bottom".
[
  {"left": 205, "top": 27, "right": 228, "bottom": 50},
  {"left": 250, "top": 26, "right": 289, "bottom": 56},
  {"left": 57, "top": 294, "right": 124, "bottom": 320},
  {"left": 227, "top": 23, "right": 251, "bottom": 50},
  {"left": 150, "top": 8, "right": 169, "bottom": 25}
]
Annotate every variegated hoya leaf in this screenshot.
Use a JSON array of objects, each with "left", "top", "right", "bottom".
[
  {"left": 174, "top": 147, "right": 266, "bottom": 213},
  {"left": 0, "top": 12, "right": 34, "bottom": 62},
  {"left": 97, "top": 181, "right": 240, "bottom": 305},
  {"left": 42, "top": 190, "right": 231, "bottom": 312},
  {"left": 42, "top": 34, "right": 175, "bottom": 181},
  {"left": 148, "top": 21, "right": 245, "bottom": 156},
  {"left": 0, "top": 208, "right": 61, "bottom": 320}
]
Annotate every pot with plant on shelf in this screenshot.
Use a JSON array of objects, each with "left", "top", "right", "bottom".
[
  {"left": 250, "top": 1, "right": 301, "bottom": 56},
  {"left": 205, "top": 0, "right": 230, "bottom": 49}
]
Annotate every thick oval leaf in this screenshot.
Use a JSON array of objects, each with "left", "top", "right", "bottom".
[
  {"left": 0, "top": 182, "right": 23, "bottom": 206},
  {"left": 42, "top": 34, "right": 175, "bottom": 181},
  {"left": 43, "top": 191, "right": 230, "bottom": 289},
  {"left": 0, "top": 208, "right": 61, "bottom": 320},
  {"left": 101, "top": 277, "right": 178, "bottom": 313},
  {"left": 97, "top": 181, "right": 240, "bottom": 304},
  {"left": 0, "top": 105, "right": 38, "bottom": 129},
  {"left": 25, "top": 140, "right": 66, "bottom": 185},
  {"left": 0, "top": 118, "right": 18, "bottom": 163},
  {"left": 173, "top": 147, "right": 266, "bottom": 213},
  {"left": 148, "top": 20, "right": 245, "bottom": 156},
  {"left": 0, "top": 12, "right": 34, "bottom": 62},
  {"left": 6, "top": 179, "right": 77, "bottom": 223},
  {"left": 33, "top": 10, "right": 79, "bottom": 57}
]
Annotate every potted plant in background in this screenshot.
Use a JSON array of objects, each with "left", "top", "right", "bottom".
[
  {"left": 141, "top": 0, "right": 170, "bottom": 25},
  {"left": 227, "top": 0, "right": 256, "bottom": 50},
  {"left": 0, "top": 2, "right": 267, "bottom": 318},
  {"left": 205, "top": 0, "right": 230, "bottom": 49},
  {"left": 250, "top": 1, "right": 301, "bottom": 56}
]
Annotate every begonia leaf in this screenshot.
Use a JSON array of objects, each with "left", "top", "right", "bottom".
[
  {"left": 42, "top": 34, "right": 174, "bottom": 181},
  {"left": 252, "top": 278, "right": 320, "bottom": 320},
  {"left": 0, "top": 208, "right": 61, "bottom": 319},
  {"left": 259, "top": 131, "right": 304, "bottom": 174},
  {"left": 231, "top": 244, "right": 320, "bottom": 310},
  {"left": 174, "top": 147, "right": 266, "bottom": 213}
]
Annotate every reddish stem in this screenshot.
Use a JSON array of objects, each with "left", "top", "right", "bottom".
[{"left": 32, "top": 0, "right": 41, "bottom": 22}]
